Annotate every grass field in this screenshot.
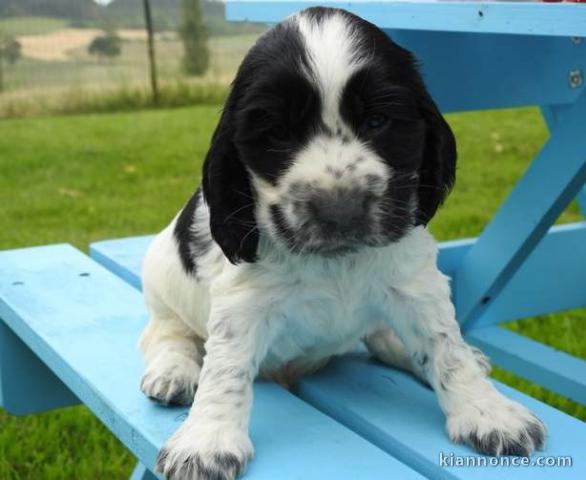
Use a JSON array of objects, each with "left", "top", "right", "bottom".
[
  {"left": 0, "top": 105, "right": 585, "bottom": 479},
  {"left": 0, "top": 31, "right": 259, "bottom": 118},
  {"left": 0, "top": 16, "right": 68, "bottom": 36},
  {"left": 2, "top": 33, "right": 258, "bottom": 90}
]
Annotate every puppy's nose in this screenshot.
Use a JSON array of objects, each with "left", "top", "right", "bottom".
[{"left": 308, "top": 189, "right": 369, "bottom": 229}]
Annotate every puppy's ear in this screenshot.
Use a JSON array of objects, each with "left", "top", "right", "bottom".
[
  {"left": 416, "top": 93, "right": 457, "bottom": 225},
  {"left": 202, "top": 111, "right": 258, "bottom": 264}
]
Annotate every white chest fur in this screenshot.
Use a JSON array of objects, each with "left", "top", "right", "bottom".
[
  {"left": 142, "top": 221, "right": 438, "bottom": 379},
  {"left": 238, "top": 226, "right": 437, "bottom": 375}
]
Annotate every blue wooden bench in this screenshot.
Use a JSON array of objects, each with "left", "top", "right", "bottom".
[{"left": 2, "top": 1, "right": 586, "bottom": 479}]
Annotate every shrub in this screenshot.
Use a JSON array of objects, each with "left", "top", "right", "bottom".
[{"left": 88, "top": 31, "right": 122, "bottom": 60}]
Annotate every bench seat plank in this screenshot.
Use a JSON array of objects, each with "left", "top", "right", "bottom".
[
  {"left": 0, "top": 244, "right": 423, "bottom": 480},
  {"left": 92, "top": 236, "right": 586, "bottom": 480},
  {"left": 298, "top": 355, "right": 585, "bottom": 480}
]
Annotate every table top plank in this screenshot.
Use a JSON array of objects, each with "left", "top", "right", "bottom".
[{"left": 226, "top": 1, "right": 586, "bottom": 37}]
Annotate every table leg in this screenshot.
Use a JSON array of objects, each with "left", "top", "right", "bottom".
[
  {"left": 453, "top": 92, "right": 586, "bottom": 330},
  {"left": 542, "top": 105, "right": 586, "bottom": 216},
  {"left": 129, "top": 462, "right": 159, "bottom": 480},
  {"left": 0, "top": 321, "right": 78, "bottom": 415}
]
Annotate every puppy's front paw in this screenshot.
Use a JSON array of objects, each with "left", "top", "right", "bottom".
[
  {"left": 156, "top": 423, "right": 253, "bottom": 480},
  {"left": 141, "top": 352, "right": 201, "bottom": 406},
  {"left": 447, "top": 397, "right": 546, "bottom": 456}
]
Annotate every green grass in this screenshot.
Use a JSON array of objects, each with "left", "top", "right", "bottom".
[
  {"left": 0, "top": 16, "right": 68, "bottom": 36},
  {"left": 0, "top": 106, "right": 584, "bottom": 478},
  {"left": 0, "top": 82, "right": 228, "bottom": 119}
]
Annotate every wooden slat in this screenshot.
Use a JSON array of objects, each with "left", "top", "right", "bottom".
[
  {"left": 91, "top": 236, "right": 586, "bottom": 480},
  {"left": 297, "top": 354, "right": 586, "bottom": 480},
  {"left": 90, "top": 235, "right": 152, "bottom": 290},
  {"left": 226, "top": 1, "right": 586, "bottom": 37},
  {"left": 437, "top": 223, "right": 586, "bottom": 326},
  {"left": 385, "top": 31, "right": 585, "bottom": 113},
  {"left": 0, "top": 244, "right": 424, "bottom": 480},
  {"left": 466, "top": 326, "right": 586, "bottom": 405},
  {"left": 453, "top": 92, "right": 586, "bottom": 329}
]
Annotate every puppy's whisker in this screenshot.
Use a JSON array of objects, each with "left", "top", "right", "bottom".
[{"left": 224, "top": 203, "right": 256, "bottom": 222}]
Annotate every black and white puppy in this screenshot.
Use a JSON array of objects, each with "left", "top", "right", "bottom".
[{"left": 141, "top": 7, "right": 545, "bottom": 480}]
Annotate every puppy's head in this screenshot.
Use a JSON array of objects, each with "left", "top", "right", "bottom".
[{"left": 203, "top": 7, "right": 456, "bottom": 263}]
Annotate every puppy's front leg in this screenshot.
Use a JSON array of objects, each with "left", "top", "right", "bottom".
[
  {"left": 382, "top": 262, "right": 546, "bottom": 456},
  {"left": 156, "top": 283, "right": 277, "bottom": 480}
]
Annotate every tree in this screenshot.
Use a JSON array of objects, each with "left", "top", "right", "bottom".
[
  {"left": 179, "top": 0, "right": 209, "bottom": 76},
  {"left": 0, "top": 32, "right": 21, "bottom": 93},
  {"left": 88, "top": 31, "right": 122, "bottom": 61}
]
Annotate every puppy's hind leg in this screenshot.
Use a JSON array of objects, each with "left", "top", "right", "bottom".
[
  {"left": 139, "top": 307, "right": 203, "bottom": 406},
  {"left": 365, "top": 327, "right": 428, "bottom": 384}
]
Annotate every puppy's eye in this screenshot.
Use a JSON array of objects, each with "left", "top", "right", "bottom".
[{"left": 363, "top": 114, "right": 389, "bottom": 131}]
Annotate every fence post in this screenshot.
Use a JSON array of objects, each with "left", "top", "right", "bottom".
[{"left": 143, "top": 0, "right": 159, "bottom": 104}]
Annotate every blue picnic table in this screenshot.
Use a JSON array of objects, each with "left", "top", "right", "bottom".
[{"left": 1, "top": 1, "right": 586, "bottom": 479}]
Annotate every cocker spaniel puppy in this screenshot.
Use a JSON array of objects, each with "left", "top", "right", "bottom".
[{"left": 140, "top": 7, "right": 545, "bottom": 480}]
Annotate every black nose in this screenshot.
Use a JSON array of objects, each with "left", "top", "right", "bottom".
[{"left": 308, "top": 189, "right": 369, "bottom": 230}]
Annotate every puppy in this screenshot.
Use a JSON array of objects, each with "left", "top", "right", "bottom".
[{"left": 140, "top": 7, "right": 545, "bottom": 480}]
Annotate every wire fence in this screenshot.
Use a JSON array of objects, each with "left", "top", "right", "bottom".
[{"left": 0, "top": 0, "right": 266, "bottom": 116}]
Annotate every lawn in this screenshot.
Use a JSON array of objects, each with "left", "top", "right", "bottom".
[{"left": 0, "top": 105, "right": 585, "bottom": 479}]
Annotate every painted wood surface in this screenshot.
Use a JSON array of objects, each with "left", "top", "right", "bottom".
[
  {"left": 0, "top": 244, "right": 423, "bottom": 480},
  {"left": 0, "top": 321, "right": 79, "bottom": 415},
  {"left": 437, "top": 223, "right": 586, "bottom": 325},
  {"left": 453, "top": 92, "right": 586, "bottom": 329},
  {"left": 91, "top": 236, "right": 586, "bottom": 480},
  {"left": 297, "top": 353, "right": 586, "bottom": 480},
  {"left": 226, "top": 1, "right": 586, "bottom": 37},
  {"left": 466, "top": 326, "right": 586, "bottom": 405},
  {"left": 382, "top": 31, "right": 586, "bottom": 112}
]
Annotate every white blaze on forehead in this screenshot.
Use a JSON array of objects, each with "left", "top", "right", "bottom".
[{"left": 295, "top": 12, "right": 365, "bottom": 130}]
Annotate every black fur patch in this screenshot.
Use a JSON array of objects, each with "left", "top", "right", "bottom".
[
  {"left": 156, "top": 449, "right": 246, "bottom": 480},
  {"left": 465, "top": 417, "right": 545, "bottom": 457},
  {"left": 233, "top": 21, "right": 321, "bottom": 184},
  {"left": 174, "top": 187, "right": 212, "bottom": 275}
]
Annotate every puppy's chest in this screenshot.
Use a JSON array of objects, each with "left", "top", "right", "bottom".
[{"left": 264, "top": 269, "right": 388, "bottom": 366}]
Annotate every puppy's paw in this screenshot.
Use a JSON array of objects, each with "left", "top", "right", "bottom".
[
  {"left": 140, "top": 352, "right": 201, "bottom": 406},
  {"left": 156, "top": 423, "right": 253, "bottom": 480},
  {"left": 447, "top": 396, "right": 546, "bottom": 456}
]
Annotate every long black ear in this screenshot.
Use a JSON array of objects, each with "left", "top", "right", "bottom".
[
  {"left": 202, "top": 111, "right": 258, "bottom": 264},
  {"left": 416, "top": 94, "right": 457, "bottom": 225}
]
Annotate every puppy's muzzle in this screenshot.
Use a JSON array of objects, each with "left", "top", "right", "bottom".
[{"left": 307, "top": 188, "right": 372, "bottom": 235}]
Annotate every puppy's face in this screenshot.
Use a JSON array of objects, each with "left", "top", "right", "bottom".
[{"left": 203, "top": 8, "right": 456, "bottom": 263}]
